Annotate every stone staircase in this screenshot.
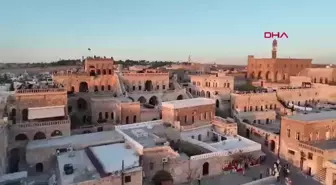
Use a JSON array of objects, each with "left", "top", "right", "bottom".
[
  {"left": 185, "top": 89, "right": 193, "bottom": 99},
  {"left": 314, "top": 168, "right": 326, "bottom": 184},
  {"left": 115, "top": 72, "right": 128, "bottom": 97}
]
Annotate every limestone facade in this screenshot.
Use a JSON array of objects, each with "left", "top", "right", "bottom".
[
  {"left": 299, "top": 68, "right": 336, "bottom": 84},
  {"left": 279, "top": 113, "right": 336, "bottom": 183}
]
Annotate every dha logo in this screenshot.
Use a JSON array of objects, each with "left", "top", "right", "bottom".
[{"left": 264, "top": 32, "right": 288, "bottom": 39}]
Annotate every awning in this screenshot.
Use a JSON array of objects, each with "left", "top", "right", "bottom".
[{"left": 28, "top": 105, "right": 65, "bottom": 119}]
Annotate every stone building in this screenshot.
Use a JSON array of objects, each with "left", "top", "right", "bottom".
[
  {"left": 116, "top": 98, "right": 265, "bottom": 184},
  {"left": 0, "top": 121, "right": 8, "bottom": 175},
  {"left": 5, "top": 86, "right": 71, "bottom": 174},
  {"left": 247, "top": 39, "right": 312, "bottom": 82},
  {"left": 280, "top": 111, "right": 336, "bottom": 184},
  {"left": 54, "top": 56, "right": 189, "bottom": 133},
  {"left": 189, "top": 73, "right": 234, "bottom": 116},
  {"left": 298, "top": 68, "right": 336, "bottom": 84}
]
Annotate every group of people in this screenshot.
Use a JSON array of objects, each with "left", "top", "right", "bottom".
[{"left": 266, "top": 159, "right": 292, "bottom": 184}]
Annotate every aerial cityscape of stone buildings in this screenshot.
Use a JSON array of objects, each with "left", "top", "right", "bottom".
[{"left": 1, "top": 39, "right": 336, "bottom": 185}]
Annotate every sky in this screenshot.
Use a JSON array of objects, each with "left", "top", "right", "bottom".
[{"left": 0, "top": 0, "right": 335, "bottom": 64}]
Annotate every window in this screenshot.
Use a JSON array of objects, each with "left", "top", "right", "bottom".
[
  {"left": 308, "top": 152, "right": 313, "bottom": 160},
  {"left": 286, "top": 128, "right": 291, "bottom": 138},
  {"left": 156, "top": 85, "right": 159, "bottom": 90},
  {"left": 149, "top": 162, "right": 154, "bottom": 170},
  {"left": 125, "top": 175, "right": 131, "bottom": 183},
  {"left": 111, "top": 112, "right": 114, "bottom": 120},
  {"left": 296, "top": 132, "right": 300, "bottom": 140},
  {"left": 288, "top": 150, "right": 295, "bottom": 155},
  {"left": 163, "top": 85, "right": 165, "bottom": 89},
  {"left": 105, "top": 112, "right": 108, "bottom": 119}
]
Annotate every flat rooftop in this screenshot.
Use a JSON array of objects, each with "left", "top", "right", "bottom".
[
  {"left": 303, "top": 139, "right": 336, "bottom": 150},
  {"left": 208, "top": 135, "right": 261, "bottom": 152},
  {"left": 90, "top": 143, "right": 139, "bottom": 173},
  {"left": 117, "top": 120, "right": 167, "bottom": 148},
  {"left": 285, "top": 110, "right": 336, "bottom": 122},
  {"left": 27, "top": 130, "right": 124, "bottom": 150},
  {"left": 57, "top": 150, "right": 100, "bottom": 185},
  {"left": 162, "top": 97, "right": 215, "bottom": 109}
]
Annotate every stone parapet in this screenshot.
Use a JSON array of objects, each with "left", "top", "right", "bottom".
[{"left": 15, "top": 88, "right": 66, "bottom": 94}]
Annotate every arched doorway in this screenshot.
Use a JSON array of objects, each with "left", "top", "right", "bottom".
[
  {"left": 152, "top": 170, "right": 174, "bottom": 185},
  {"left": 11, "top": 108, "right": 16, "bottom": 120},
  {"left": 270, "top": 140, "right": 276, "bottom": 152},
  {"left": 35, "top": 163, "right": 43, "bottom": 172},
  {"left": 79, "top": 82, "right": 89, "bottom": 92},
  {"left": 149, "top": 96, "right": 158, "bottom": 106},
  {"left": 250, "top": 72, "right": 255, "bottom": 79},
  {"left": 257, "top": 71, "right": 262, "bottom": 79},
  {"left": 9, "top": 148, "right": 20, "bottom": 173},
  {"left": 33, "top": 132, "right": 46, "bottom": 140},
  {"left": 216, "top": 100, "right": 219, "bottom": 108},
  {"left": 77, "top": 98, "right": 87, "bottom": 110},
  {"left": 15, "top": 134, "right": 28, "bottom": 141},
  {"left": 274, "top": 71, "right": 279, "bottom": 82},
  {"left": 133, "top": 115, "right": 137, "bottom": 123},
  {"left": 138, "top": 96, "right": 146, "bottom": 104},
  {"left": 51, "top": 130, "right": 62, "bottom": 137},
  {"left": 126, "top": 116, "right": 129, "bottom": 124},
  {"left": 206, "top": 91, "right": 211, "bottom": 98},
  {"left": 144, "top": 80, "right": 153, "bottom": 91},
  {"left": 201, "top": 91, "right": 205, "bottom": 97},
  {"left": 128, "top": 97, "right": 134, "bottom": 102},
  {"left": 265, "top": 71, "right": 271, "bottom": 80},
  {"left": 177, "top": 95, "right": 183, "bottom": 100},
  {"left": 202, "top": 162, "right": 209, "bottom": 176},
  {"left": 22, "top": 109, "right": 28, "bottom": 121}
]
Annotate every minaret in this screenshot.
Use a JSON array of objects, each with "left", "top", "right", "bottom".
[{"left": 272, "top": 39, "right": 278, "bottom": 59}]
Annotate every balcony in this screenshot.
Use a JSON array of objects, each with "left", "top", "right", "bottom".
[{"left": 10, "top": 118, "right": 70, "bottom": 128}]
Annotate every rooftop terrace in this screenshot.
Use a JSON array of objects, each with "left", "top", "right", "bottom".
[
  {"left": 162, "top": 97, "right": 215, "bottom": 109},
  {"left": 57, "top": 150, "right": 100, "bottom": 185},
  {"left": 116, "top": 120, "right": 167, "bottom": 149},
  {"left": 285, "top": 110, "right": 336, "bottom": 122},
  {"left": 90, "top": 143, "right": 140, "bottom": 173},
  {"left": 27, "top": 130, "right": 124, "bottom": 150},
  {"left": 302, "top": 139, "right": 336, "bottom": 151}
]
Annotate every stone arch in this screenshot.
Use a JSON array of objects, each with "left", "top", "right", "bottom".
[
  {"left": 216, "top": 100, "right": 219, "bottom": 108},
  {"left": 128, "top": 97, "right": 134, "bottom": 102},
  {"left": 177, "top": 95, "right": 183, "bottom": 100},
  {"left": 102, "top": 69, "right": 106, "bottom": 75},
  {"left": 94, "top": 85, "right": 98, "bottom": 92},
  {"left": 35, "top": 163, "right": 43, "bottom": 172},
  {"left": 10, "top": 108, "right": 16, "bottom": 121},
  {"left": 202, "top": 162, "right": 209, "bottom": 176},
  {"left": 149, "top": 96, "right": 158, "bottom": 106},
  {"left": 15, "top": 134, "right": 28, "bottom": 141},
  {"left": 33, "top": 132, "right": 46, "bottom": 140},
  {"left": 133, "top": 115, "right": 137, "bottom": 123},
  {"left": 51, "top": 130, "right": 62, "bottom": 137},
  {"left": 152, "top": 170, "right": 173, "bottom": 185},
  {"left": 198, "top": 134, "right": 202, "bottom": 141},
  {"left": 201, "top": 90, "right": 205, "bottom": 97},
  {"left": 126, "top": 116, "right": 129, "bottom": 124},
  {"left": 274, "top": 71, "right": 279, "bottom": 82},
  {"left": 144, "top": 80, "right": 153, "bottom": 91},
  {"left": 265, "top": 71, "right": 271, "bottom": 81},
  {"left": 270, "top": 140, "right": 276, "bottom": 152},
  {"left": 22, "top": 109, "right": 28, "bottom": 121},
  {"left": 138, "top": 96, "right": 147, "bottom": 104},
  {"left": 250, "top": 72, "right": 255, "bottom": 79},
  {"left": 77, "top": 98, "right": 87, "bottom": 110},
  {"left": 206, "top": 91, "right": 211, "bottom": 98},
  {"left": 79, "top": 82, "right": 89, "bottom": 92},
  {"left": 9, "top": 148, "right": 20, "bottom": 173},
  {"left": 257, "top": 71, "right": 262, "bottom": 79},
  {"left": 107, "top": 85, "right": 111, "bottom": 91}
]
